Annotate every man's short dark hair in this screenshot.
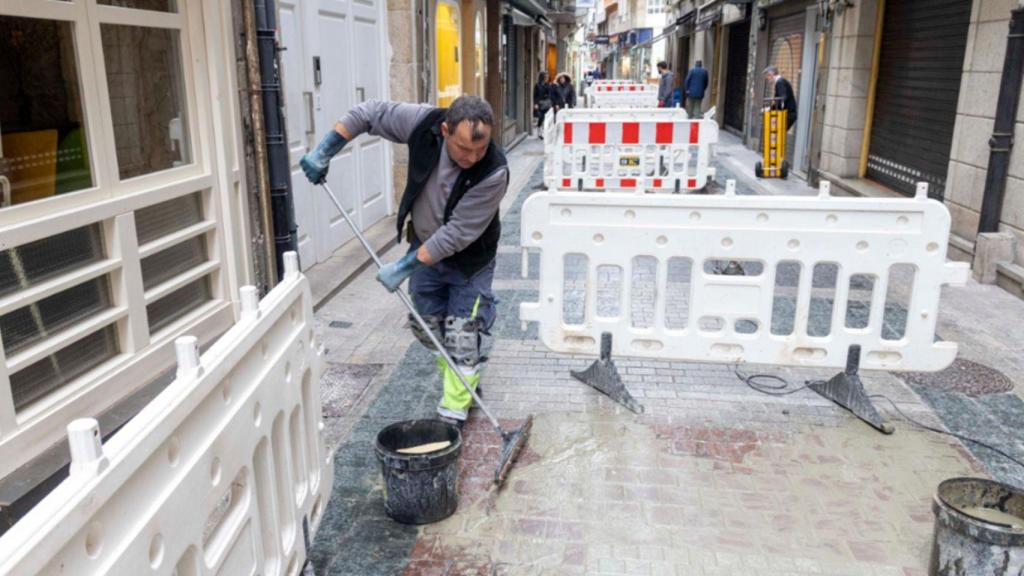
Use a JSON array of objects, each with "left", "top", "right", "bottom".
[
  {"left": 657, "top": 61, "right": 669, "bottom": 70},
  {"left": 446, "top": 95, "right": 494, "bottom": 142}
]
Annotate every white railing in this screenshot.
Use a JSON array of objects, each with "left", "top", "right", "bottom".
[
  {"left": 542, "top": 108, "right": 718, "bottom": 192},
  {"left": 0, "top": 253, "right": 331, "bottom": 576},
  {"left": 587, "top": 83, "right": 660, "bottom": 108},
  {"left": 519, "top": 182, "right": 970, "bottom": 372}
]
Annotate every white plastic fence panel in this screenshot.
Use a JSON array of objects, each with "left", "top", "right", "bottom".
[
  {"left": 0, "top": 253, "right": 333, "bottom": 576},
  {"left": 588, "top": 84, "right": 660, "bottom": 108},
  {"left": 545, "top": 108, "right": 719, "bottom": 192},
  {"left": 519, "top": 184, "right": 970, "bottom": 372}
]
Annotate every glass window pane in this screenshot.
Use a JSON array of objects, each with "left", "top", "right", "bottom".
[
  {"left": 0, "top": 17, "right": 94, "bottom": 209},
  {"left": 97, "top": 0, "right": 178, "bottom": 13},
  {"left": 101, "top": 25, "right": 191, "bottom": 179}
]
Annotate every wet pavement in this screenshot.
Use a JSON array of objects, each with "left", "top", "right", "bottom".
[{"left": 308, "top": 135, "right": 1024, "bottom": 575}]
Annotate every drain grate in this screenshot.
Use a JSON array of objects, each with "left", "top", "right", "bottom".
[{"left": 899, "top": 359, "right": 1016, "bottom": 397}]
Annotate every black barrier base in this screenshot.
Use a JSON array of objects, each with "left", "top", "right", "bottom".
[
  {"left": 570, "top": 333, "right": 644, "bottom": 414},
  {"left": 808, "top": 345, "right": 894, "bottom": 435}
]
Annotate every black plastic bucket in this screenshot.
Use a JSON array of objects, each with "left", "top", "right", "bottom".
[
  {"left": 375, "top": 419, "right": 462, "bottom": 524},
  {"left": 930, "top": 477, "right": 1024, "bottom": 575}
]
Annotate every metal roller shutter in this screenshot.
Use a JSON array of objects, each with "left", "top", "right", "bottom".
[
  {"left": 766, "top": 12, "right": 805, "bottom": 164},
  {"left": 866, "top": 0, "right": 972, "bottom": 199}
]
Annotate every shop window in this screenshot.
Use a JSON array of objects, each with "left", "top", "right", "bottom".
[
  {"left": 436, "top": 1, "right": 462, "bottom": 107},
  {"left": 101, "top": 24, "right": 191, "bottom": 179},
  {"left": 0, "top": 17, "right": 94, "bottom": 209}
]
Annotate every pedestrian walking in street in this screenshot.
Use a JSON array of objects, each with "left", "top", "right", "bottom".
[
  {"left": 299, "top": 96, "right": 509, "bottom": 429},
  {"left": 684, "top": 60, "right": 709, "bottom": 119},
  {"left": 657, "top": 61, "right": 675, "bottom": 107},
  {"left": 533, "top": 71, "right": 557, "bottom": 138},
  {"left": 763, "top": 65, "right": 797, "bottom": 130},
  {"left": 555, "top": 73, "right": 577, "bottom": 110}
]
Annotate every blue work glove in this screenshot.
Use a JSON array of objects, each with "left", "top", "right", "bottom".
[
  {"left": 376, "top": 250, "right": 425, "bottom": 292},
  {"left": 300, "top": 130, "right": 348, "bottom": 184}
]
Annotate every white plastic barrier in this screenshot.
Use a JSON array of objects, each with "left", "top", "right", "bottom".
[
  {"left": 588, "top": 83, "right": 659, "bottom": 108},
  {"left": 519, "top": 183, "right": 970, "bottom": 372},
  {"left": 544, "top": 108, "right": 719, "bottom": 192},
  {"left": 0, "top": 253, "right": 333, "bottom": 576}
]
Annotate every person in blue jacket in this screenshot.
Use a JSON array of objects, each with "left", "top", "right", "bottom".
[{"left": 683, "top": 60, "right": 709, "bottom": 119}]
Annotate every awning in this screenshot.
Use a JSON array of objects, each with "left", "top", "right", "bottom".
[
  {"left": 506, "top": 1, "right": 554, "bottom": 31},
  {"left": 507, "top": 0, "right": 548, "bottom": 18}
]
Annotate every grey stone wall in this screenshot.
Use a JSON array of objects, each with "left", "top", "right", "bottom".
[
  {"left": 818, "top": 0, "right": 876, "bottom": 178},
  {"left": 946, "top": 0, "right": 1024, "bottom": 270}
]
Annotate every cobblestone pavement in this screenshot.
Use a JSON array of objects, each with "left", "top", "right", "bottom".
[{"left": 310, "top": 136, "right": 1024, "bottom": 575}]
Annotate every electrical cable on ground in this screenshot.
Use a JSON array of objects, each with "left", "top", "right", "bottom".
[{"left": 732, "top": 366, "right": 1024, "bottom": 471}]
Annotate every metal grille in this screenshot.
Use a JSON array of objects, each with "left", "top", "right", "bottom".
[
  {"left": 147, "top": 276, "right": 211, "bottom": 334},
  {"left": 866, "top": 0, "right": 972, "bottom": 199},
  {"left": 10, "top": 325, "right": 119, "bottom": 411},
  {"left": 134, "top": 192, "right": 203, "bottom": 245},
  {"left": 1, "top": 277, "right": 113, "bottom": 356},
  {"left": 0, "top": 226, "right": 105, "bottom": 298}
]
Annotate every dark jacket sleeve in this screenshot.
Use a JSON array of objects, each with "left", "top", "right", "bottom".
[
  {"left": 549, "top": 84, "right": 565, "bottom": 107},
  {"left": 533, "top": 83, "right": 543, "bottom": 104}
]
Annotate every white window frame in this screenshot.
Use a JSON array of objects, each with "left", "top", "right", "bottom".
[{"left": 0, "top": 0, "right": 251, "bottom": 480}]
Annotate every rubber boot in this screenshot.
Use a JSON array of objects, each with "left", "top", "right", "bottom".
[{"left": 435, "top": 356, "right": 479, "bottom": 423}]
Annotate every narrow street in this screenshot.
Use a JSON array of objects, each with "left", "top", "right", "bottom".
[{"left": 308, "top": 138, "right": 1024, "bottom": 575}]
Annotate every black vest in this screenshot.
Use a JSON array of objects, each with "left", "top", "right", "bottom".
[{"left": 396, "top": 108, "right": 508, "bottom": 278}]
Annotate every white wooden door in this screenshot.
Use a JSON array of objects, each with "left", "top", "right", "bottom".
[
  {"left": 279, "top": 0, "right": 318, "bottom": 270},
  {"left": 350, "top": 0, "right": 389, "bottom": 231},
  {"left": 280, "top": 0, "right": 391, "bottom": 268}
]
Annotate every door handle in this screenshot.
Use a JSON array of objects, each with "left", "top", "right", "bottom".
[
  {"left": 356, "top": 87, "right": 366, "bottom": 103},
  {"left": 0, "top": 175, "right": 10, "bottom": 208},
  {"left": 304, "top": 91, "right": 315, "bottom": 135}
]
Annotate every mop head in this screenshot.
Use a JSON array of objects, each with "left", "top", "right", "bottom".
[{"left": 494, "top": 414, "right": 534, "bottom": 487}]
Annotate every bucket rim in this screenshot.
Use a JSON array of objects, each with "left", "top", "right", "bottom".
[
  {"left": 934, "top": 476, "right": 1024, "bottom": 537},
  {"left": 374, "top": 418, "right": 463, "bottom": 462}
]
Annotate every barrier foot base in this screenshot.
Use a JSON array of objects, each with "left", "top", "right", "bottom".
[
  {"left": 570, "top": 333, "right": 644, "bottom": 414},
  {"left": 808, "top": 345, "right": 894, "bottom": 435}
]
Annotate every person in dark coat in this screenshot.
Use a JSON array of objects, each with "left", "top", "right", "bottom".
[
  {"left": 555, "top": 73, "right": 577, "bottom": 109},
  {"left": 656, "top": 61, "right": 675, "bottom": 107},
  {"left": 533, "top": 71, "right": 559, "bottom": 137},
  {"left": 763, "top": 66, "right": 797, "bottom": 130},
  {"left": 683, "top": 60, "right": 709, "bottom": 118}
]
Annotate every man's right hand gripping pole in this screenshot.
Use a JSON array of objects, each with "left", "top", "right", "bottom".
[
  {"left": 376, "top": 250, "right": 425, "bottom": 292},
  {"left": 300, "top": 128, "right": 348, "bottom": 184}
]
